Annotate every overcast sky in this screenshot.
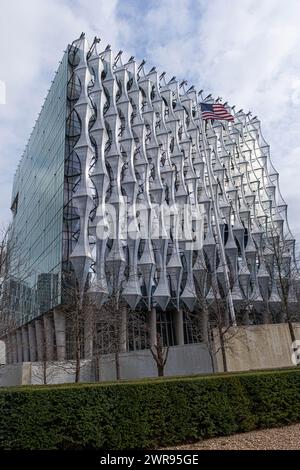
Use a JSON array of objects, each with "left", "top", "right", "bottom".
[{"left": 0, "top": 0, "right": 300, "bottom": 245}]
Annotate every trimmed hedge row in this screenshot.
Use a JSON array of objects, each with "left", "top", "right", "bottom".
[{"left": 0, "top": 369, "right": 300, "bottom": 449}]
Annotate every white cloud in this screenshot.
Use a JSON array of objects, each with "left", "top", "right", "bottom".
[
  {"left": 124, "top": 0, "right": 300, "bottom": 245},
  {"left": 0, "top": 0, "right": 123, "bottom": 224}
]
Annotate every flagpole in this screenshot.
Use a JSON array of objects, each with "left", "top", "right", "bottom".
[{"left": 200, "top": 117, "right": 236, "bottom": 326}]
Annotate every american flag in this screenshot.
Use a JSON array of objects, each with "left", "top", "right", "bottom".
[{"left": 200, "top": 102, "right": 234, "bottom": 122}]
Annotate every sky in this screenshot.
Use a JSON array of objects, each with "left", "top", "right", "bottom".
[{"left": 0, "top": 0, "right": 300, "bottom": 244}]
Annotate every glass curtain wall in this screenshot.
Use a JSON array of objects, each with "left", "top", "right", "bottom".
[{"left": 8, "top": 52, "right": 68, "bottom": 327}]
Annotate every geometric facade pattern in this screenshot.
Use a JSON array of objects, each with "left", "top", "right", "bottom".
[
  {"left": 2, "top": 33, "right": 298, "bottom": 364},
  {"left": 66, "top": 34, "right": 296, "bottom": 323}
]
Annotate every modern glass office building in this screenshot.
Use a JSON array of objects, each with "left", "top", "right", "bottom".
[
  {"left": 1, "top": 34, "right": 298, "bottom": 366},
  {"left": 9, "top": 51, "right": 68, "bottom": 327}
]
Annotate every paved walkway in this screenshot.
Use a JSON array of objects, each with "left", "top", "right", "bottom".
[{"left": 168, "top": 423, "right": 300, "bottom": 450}]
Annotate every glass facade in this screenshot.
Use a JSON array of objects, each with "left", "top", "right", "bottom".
[{"left": 8, "top": 51, "right": 68, "bottom": 327}]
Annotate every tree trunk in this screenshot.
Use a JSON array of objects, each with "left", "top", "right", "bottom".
[
  {"left": 115, "top": 350, "right": 121, "bottom": 380},
  {"left": 75, "top": 336, "right": 81, "bottom": 383},
  {"left": 210, "top": 352, "right": 216, "bottom": 373},
  {"left": 207, "top": 326, "right": 216, "bottom": 373},
  {"left": 284, "top": 298, "right": 297, "bottom": 344},
  {"left": 287, "top": 318, "right": 296, "bottom": 343},
  {"left": 219, "top": 324, "right": 228, "bottom": 372},
  {"left": 94, "top": 355, "right": 100, "bottom": 382},
  {"left": 75, "top": 309, "right": 81, "bottom": 383},
  {"left": 157, "top": 344, "right": 164, "bottom": 377},
  {"left": 157, "top": 364, "right": 164, "bottom": 377},
  {"left": 43, "top": 360, "right": 47, "bottom": 385}
]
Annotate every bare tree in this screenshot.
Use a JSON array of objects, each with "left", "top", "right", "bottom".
[
  {"left": 188, "top": 247, "right": 259, "bottom": 373},
  {"left": 93, "top": 298, "right": 127, "bottom": 380},
  {"left": 56, "top": 261, "right": 129, "bottom": 382},
  {"left": 57, "top": 268, "right": 88, "bottom": 383},
  {"left": 31, "top": 337, "right": 62, "bottom": 385},
  {"left": 149, "top": 332, "right": 169, "bottom": 377},
  {"left": 0, "top": 224, "right": 18, "bottom": 362},
  {"left": 268, "top": 233, "right": 300, "bottom": 344},
  {"left": 0, "top": 225, "right": 11, "bottom": 325}
]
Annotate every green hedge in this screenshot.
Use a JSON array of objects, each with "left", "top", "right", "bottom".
[{"left": 1, "top": 369, "right": 300, "bottom": 449}]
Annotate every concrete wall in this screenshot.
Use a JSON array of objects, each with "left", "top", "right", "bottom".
[
  {"left": 0, "top": 361, "right": 93, "bottom": 386},
  {"left": 30, "top": 360, "right": 92, "bottom": 385},
  {"left": 98, "top": 343, "right": 214, "bottom": 381},
  {"left": 0, "top": 341, "right": 5, "bottom": 364},
  {"left": 214, "top": 322, "right": 300, "bottom": 372},
  {"left": 0, "top": 343, "right": 214, "bottom": 386},
  {"left": 0, "top": 363, "right": 31, "bottom": 386},
  {"left": 1, "top": 323, "right": 300, "bottom": 386}
]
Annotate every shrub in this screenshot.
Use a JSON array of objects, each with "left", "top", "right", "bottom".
[{"left": 0, "top": 368, "right": 299, "bottom": 449}]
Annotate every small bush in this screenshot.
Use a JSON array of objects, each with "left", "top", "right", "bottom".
[{"left": 0, "top": 368, "right": 299, "bottom": 449}]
